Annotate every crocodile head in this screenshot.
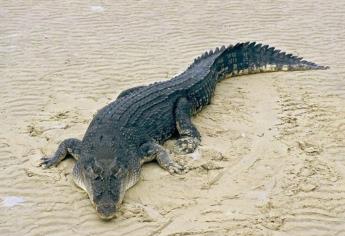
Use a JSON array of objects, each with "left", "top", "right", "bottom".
[{"left": 80, "top": 160, "right": 127, "bottom": 220}]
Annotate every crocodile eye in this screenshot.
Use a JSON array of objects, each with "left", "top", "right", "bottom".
[
  {"left": 86, "top": 164, "right": 103, "bottom": 179},
  {"left": 94, "top": 175, "right": 102, "bottom": 181}
]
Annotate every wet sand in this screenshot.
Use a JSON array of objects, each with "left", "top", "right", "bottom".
[{"left": 1, "top": 0, "right": 345, "bottom": 235}]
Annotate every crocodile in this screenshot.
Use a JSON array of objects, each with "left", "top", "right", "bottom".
[{"left": 40, "top": 42, "right": 328, "bottom": 219}]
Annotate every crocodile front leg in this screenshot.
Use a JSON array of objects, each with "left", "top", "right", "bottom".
[
  {"left": 140, "top": 142, "right": 184, "bottom": 174},
  {"left": 174, "top": 97, "right": 201, "bottom": 154},
  {"left": 40, "top": 138, "right": 82, "bottom": 168}
]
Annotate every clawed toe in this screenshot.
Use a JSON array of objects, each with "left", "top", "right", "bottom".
[
  {"left": 174, "top": 137, "right": 200, "bottom": 154},
  {"left": 167, "top": 162, "right": 185, "bottom": 175},
  {"left": 39, "top": 156, "right": 56, "bottom": 168}
]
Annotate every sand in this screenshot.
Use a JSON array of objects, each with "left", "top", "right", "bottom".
[{"left": 1, "top": 0, "right": 345, "bottom": 235}]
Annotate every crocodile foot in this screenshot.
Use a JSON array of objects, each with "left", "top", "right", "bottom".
[
  {"left": 166, "top": 161, "right": 185, "bottom": 174},
  {"left": 157, "top": 152, "right": 186, "bottom": 174},
  {"left": 39, "top": 138, "right": 81, "bottom": 168},
  {"left": 40, "top": 155, "right": 59, "bottom": 168},
  {"left": 173, "top": 137, "right": 200, "bottom": 154}
]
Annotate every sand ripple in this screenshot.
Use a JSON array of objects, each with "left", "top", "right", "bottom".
[{"left": 1, "top": 0, "right": 345, "bottom": 235}]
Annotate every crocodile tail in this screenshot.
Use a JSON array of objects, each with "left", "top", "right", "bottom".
[{"left": 211, "top": 42, "right": 329, "bottom": 81}]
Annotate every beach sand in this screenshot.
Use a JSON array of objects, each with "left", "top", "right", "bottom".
[{"left": 1, "top": 0, "right": 345, "bottom": 235}]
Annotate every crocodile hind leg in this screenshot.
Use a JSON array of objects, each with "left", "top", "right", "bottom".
[
  {"left": 40, "top": 138, "right": 82, "bottom": 168},
  {"left": 174, "top": 97, "right": 201, "bottom": 154},
  {"left": 140, "top": 142, "right": 184, "bottom": 174}
]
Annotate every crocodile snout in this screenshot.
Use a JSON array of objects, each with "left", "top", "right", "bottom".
[{"left": 96, "top": 204, "right": 117, "bottom": 220}]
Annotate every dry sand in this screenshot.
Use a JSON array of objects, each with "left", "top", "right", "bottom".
[{"left": 1, "top": 0, "right": 345, "bottom": 235}]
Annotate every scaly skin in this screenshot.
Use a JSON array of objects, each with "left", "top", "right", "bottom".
[{"left": 40, "top": 42, "right": 328, "bottom": 220}]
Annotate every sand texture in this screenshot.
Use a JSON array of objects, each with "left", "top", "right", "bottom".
[{"left": 1, "top": 0, "right": 345, "bottom": 235}]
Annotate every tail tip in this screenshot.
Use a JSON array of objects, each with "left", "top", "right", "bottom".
[
  {"left": 302, "top": 60, "right": 330, "bottom": 70},
  {"left": 317, "top": 65, "right": 330, "bottom": 70}
]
